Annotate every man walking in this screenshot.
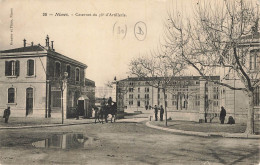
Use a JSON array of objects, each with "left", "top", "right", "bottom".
[
  {"left": 220, "top": 106, "right": 226, "bottom": 124},
  {"left": 160, "top": 105, "right": 164, "bottom": 121},
  {"left": 154, "top": 105, "right": 158, "bottom": 121},
  {"left": 3, "top": 107, "right": 11, "bottom": 123}
]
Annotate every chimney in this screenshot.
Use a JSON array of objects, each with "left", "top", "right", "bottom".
[
  {"left": 51, "top": 41, "right": 54, "bottom": 50},
  {"left": 23, "top": 39, "right": 26, "bottom": 47},
  {"left": 45, "top": 35, "right": 49, "bottom": 47},
  {"left": 31, "top": 42, "right": 34, "bottom": 46}
]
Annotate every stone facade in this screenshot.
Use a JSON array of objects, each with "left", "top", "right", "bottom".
[
  {"left": 116, "top": 76, "right": 220, "bottom": 122},
  {"left": 0, "top": 36, "right": 93, "bottom": 119}
]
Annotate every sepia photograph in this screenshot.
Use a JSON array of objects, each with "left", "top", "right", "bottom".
[{"left": 0, "top": 0, "right": 259, "bottom": 164}]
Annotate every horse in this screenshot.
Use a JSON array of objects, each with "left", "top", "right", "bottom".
[
  {"left": 103, "top": 103, "right": 117, "bottom": 123},
  {"left": 94, "top": 106, "right": 104, "bottom": 124}
]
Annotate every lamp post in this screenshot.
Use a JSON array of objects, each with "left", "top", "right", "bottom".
[{"left": 60, "top": 72, "right": 68, "bottom": 124}]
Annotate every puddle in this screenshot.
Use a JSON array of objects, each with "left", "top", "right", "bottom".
[{"left": 32, "top": 133, "right": 97, "bottom": 149}]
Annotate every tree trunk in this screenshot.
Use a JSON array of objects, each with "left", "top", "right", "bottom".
[
  {"left": 163, "top": 88, "right": 168, "bottom": 127},
  {"left": 245, "top": 91, "right": 254, "bottom": 134}
]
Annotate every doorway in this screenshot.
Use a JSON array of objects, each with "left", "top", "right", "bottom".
[
  {"left": 78, "top": 100, "right": 84, "bottom": 116},
  {"left": 26, "top": 88, "right": 33, "bottom": 116}
]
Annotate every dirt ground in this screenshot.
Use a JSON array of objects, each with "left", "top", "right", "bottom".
[{"left": 0, "top": 122, "right": 259, "bottom": 165}]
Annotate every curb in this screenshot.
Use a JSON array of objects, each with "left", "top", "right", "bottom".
[
  {"left": 146, "top": 121, "right": 260, "bottom": 139},
  {"left": 0, "top": 122, "right": 93, "bottom": 129},
  {"left": 0, "top": 118, "right": 146, "bottom": 130}
]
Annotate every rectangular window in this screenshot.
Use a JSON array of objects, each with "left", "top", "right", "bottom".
[
  {"left": 27, "top": 60, "right": 34, "bottom": 76},
  {"left": 129, "top": 88, "right": 134, "bottom": 92},
  {"left": 250, "top": 52, "right": 260, "bottom": 70},
  {"left": 254, "top": 86, "right": 260, "bottom": 106},
  {"left": 5, "top": 61, "right": 20, "bottom": 76},
  {"left": 129, "top": 100, "right": 133, "bottom": 105},
  {"left": 137, "top": 101, "right": 140, "bottom": 107},
  {"left": 138, "top": 94, "right": 140, "bottom": 99},
  {"left": 138, "top": 88, "right": 140, "bottom": 92},
  {"left": 129, "top": 94, "right": 133, "bottom": 99}
]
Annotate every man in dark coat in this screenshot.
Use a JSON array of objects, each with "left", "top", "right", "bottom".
[
  {"left": 220, "top": 106, "right": 226, "bottom": 124},
  {"left": 154, "top": 105, "right": 158, "bottom": 121},
  {"left": 3, "top": 107, "right": 11, "bottom": 123},
  {"left": 108, "top": 97, "right": 112, "bottom": 106},
  {"left": 160, "top": 105, "right": 164, "bottom": 121},
  {"left": 76, "top": 105, "right": 79, "bottom": 120}
]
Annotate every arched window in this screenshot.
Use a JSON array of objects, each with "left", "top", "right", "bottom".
[
  {"left": 55, "top": 62, "right": 61, "bottom": 77},
  {"left": 27, "top": 60, "right": 34, "bottom": 76},
  {"left": 66, "top": 65, "right": 71, "bottom": 78},
  {"left": 75, "top": 68, "right": 80, "bottom": 82},
  {"left": 8, "top": 88, "right": 15, "bottom": 103}
]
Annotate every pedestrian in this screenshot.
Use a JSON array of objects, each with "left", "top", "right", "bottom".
[
  {"left": 108, "top": 97, "right": 112, "bottom": 106},
  {"left": 76, "top": 105, "right": 79, "bottom": 120},
  {"left": 220, "top": 106, "right": 226, "bottom": 124},
  {"left": 154, "top": 105, "right": 158, "bottom": 121},
  {"left": 160, "top": 105, "right": 164, "bottom": 121},
  {"left": 3, "top": 107, "right": 11, "bottom": 123}
]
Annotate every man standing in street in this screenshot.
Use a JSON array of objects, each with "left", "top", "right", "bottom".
[
  {"left": 160, "top": 105, "right": 164, "bottom": 121},
  {"left": 3, "top": 107, "right": 11, "bottom": 123},
  {"left": 154, "top": 105, "right": 158, "bottom": 121},
  {"left": 220, "top": 106, "right": 226, "bottom": 124}
]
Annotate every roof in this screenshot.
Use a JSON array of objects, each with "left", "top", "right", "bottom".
[
  {"left": 0, "top": 45, "right": 45, "bottom": 53},
  {"left": 0, "top": 44, "right": 87, "bottom": 68},
  {"left": 85, "top": 78, "right": 95, "bottom": 87},
  {"left": 119, "top": 76, "right": 220, "bottom": 82}
]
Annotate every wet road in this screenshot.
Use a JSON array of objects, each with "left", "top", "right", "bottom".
[{"left": 0, "top": 121, "right": 259, "bottom": 165}]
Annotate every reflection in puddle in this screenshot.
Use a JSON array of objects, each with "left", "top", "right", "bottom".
[{"left": 32, "top": 133, "right": 96, "bottom": 149}]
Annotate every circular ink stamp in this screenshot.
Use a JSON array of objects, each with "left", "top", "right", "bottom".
[
  {"left": 134, "top": 21, "right": 147, "bottom": 41},
  {"left": 113, "top": 22, "right": 127, "bottom": 40}
]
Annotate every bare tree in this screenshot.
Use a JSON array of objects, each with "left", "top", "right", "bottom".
[
  {"left": 129, "top": 51, "right": 185, "bottom": 126},
  {"left": 164, "top": 0, "right": 260, "bottom": 134}
]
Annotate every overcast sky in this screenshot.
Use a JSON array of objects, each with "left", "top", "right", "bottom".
[{"left": 0, "top": 0, "right": 198, "bottom": 87}]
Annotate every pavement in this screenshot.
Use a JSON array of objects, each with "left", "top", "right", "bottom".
[{"left": 1, "top": 112, "right": 260, "bottom": 139}]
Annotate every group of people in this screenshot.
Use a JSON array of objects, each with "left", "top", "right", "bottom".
[
  {"left": 0, "top": 104, "right": 232, "bottom": 125},
  {"left": 153, "top": 105, "right": 164, "bottom": 121},
  {"left": 151, "top": 105, "right": 231, "bottom": 124}
]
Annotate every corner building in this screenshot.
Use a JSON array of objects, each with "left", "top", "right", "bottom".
[{"left": 0, "top": 36, "right": 93, "bottom": 119}]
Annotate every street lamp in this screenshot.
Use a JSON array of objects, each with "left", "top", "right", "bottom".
[{"left": 60, "top": 72, "right": 68, "bottom": 124}]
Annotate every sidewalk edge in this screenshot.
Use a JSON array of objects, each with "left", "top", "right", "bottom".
[{"left": 146, "top": 121, "right": 260, "bottom": 139}]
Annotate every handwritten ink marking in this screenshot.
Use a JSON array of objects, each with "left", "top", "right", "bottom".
[
  {"left": 10, "top": 8, "right": 13, "bottom": 45},
  {"left": 113, "top": 22, "right": 127, "bottom": 40},
  {"left": 134, "top": 21, "right": 147, "bottom": 41}
]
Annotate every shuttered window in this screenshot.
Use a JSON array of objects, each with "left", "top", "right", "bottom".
[
  {"left": 27, "top": 60, "right": 34, "bottom": 76},
  {"left": 5, "top": 60, "right": 19, "bottom": 76}
]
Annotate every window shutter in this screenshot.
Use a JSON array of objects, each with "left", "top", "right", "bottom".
[
  {"left": 15, "top": 60, "right": 20, "bottom": 76},
  {"left": 28, "top": 60, "right": 34, "bottom": 76},
  {"left": 31, "top": 60, "right": 34, "bottom": 75},
  {"left": 5, "top": 61, "right": 9, "bottom": 76}
]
